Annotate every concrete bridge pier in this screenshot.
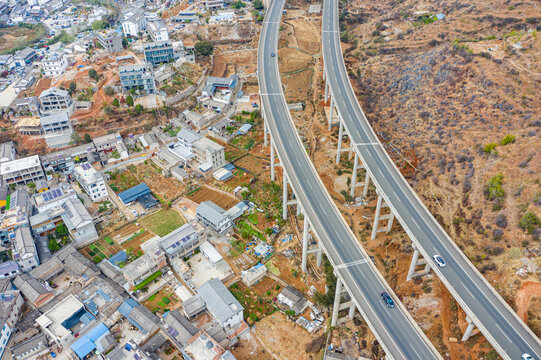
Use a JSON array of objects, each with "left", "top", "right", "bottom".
[
  {"left": 462, "top": 316, "right": 477, "bottom": 341},
  {"left": 371, "top": 194, "right": 395, "bottom": 240},
  {"left": 270, "top": 137, "right": 277, "bottom": 181},
  {"left": 331, "top": 277, "right": 357, "bottom": 326},
  {"left": 350, "top": 154, "right": 372, "bottom": 200},
  {"left": 406, "top": 245, "right": 432, "bottom": 281}
]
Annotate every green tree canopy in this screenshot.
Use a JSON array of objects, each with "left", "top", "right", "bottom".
[
  {"left": 88, "top": 68, "right": 98, "bottom": 82},
  {"left": 91, "top": 20, "right": 109, "bottom": 31},
  {"left": 194, "top": 41, "right": 214, "bottom": 56},
  {"left": 126, "top": 95, "right": 134, "bottom": 106}
]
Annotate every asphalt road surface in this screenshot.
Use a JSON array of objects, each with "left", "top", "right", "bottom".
[
  {"left": 258, "top": 0, "right": 442, "bottom": 358},
  {"left": 322, "top": 0, "right": 541, "bottom": 358}
]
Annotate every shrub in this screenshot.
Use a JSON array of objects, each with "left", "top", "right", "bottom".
[
  {"left": 194, "top": 41, "right": 214, "bottom": 56},
  {"left": 104, "top": 86, "right": 114, "bottom": 96},
  {"left": 518, "top": 211, "right": 541, "bottom": 234},
  {"left": 485, "top": 174, "right": 505, "bottom": 204},
  {"left": 500, "top": 134, "right": 515, "bottom": 145},
  {"left": 483, "top": 142, "right": 498, "bottom": 155}
]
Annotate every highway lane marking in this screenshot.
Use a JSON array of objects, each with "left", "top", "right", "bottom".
[
  {"left": 260, "top": 93, "right": 282, "bottom": 96},
  {"left": 391, "top": 189, "right": 402, "bottom": 203},
  {"left": 496, "top": 324, "right": 513, "bottom": 344},
  {"left": 355, "top": 142, "right": 380, "bottom": 146},
  {"left": 335, "top": 258, "right": 369, "bottom": 269},
  {"left": 412, "top": 218, "right": 421, "bottom": 230},
  {"left": 462, "top": 284, "right": 476, "bottom": 300},
  {"left": 410, "top": 344, "right": 422, "bottom": 360},
  {"left": 322, "top": 30, "right": 339, "bottom": 33}
]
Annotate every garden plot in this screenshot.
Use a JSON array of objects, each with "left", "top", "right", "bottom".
[
  {"left": 108, "top": 162, "right": 185, "bottom": 203},
  {"left": 187, "top": 186, "right": 239, "bottom": 210},
  {"left": 142, "top": 285, "right": 179, "bottom": 315},
  {"left": 139, "top": 209, "right": 185, "bottom": 237},
  {"left": 80, "top": 236, "right": 122, "bottom": 263}
]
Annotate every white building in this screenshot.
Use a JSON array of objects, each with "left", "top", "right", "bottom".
[
  {"left": 73, "top": 162, "right": 107, "bottom": 202},
  {"left": 121, "top": 7, "right": 146, "bottom": 37},
  {"left": 197, "top": 278, "right": 243, "bottom": 329},
  {"left": 41, "top": 51, "right": 68, "bottom": 77},
  {"left": 61, "top": 198, "right": 99, "bottom": 246},
  {"left": 0, "top": 289, "right": 24, "bottom": 359},
  {"left": 0, "top": 155, "right": 45, "bottom": 186},
  {"left": 13, "top": 227, "right": 39, "bottom": 272},
  {"left": 199, "top": 0, "right": 225, "bottom": 10},
  {"left": 147, "top": 19, "right": 169, "bottom": 42},
  {"left": 196, "top": 201, "right": 231, "bottom": 234},
  {"left": 174, "top": 129, "right": 226, "bottom": 171}
]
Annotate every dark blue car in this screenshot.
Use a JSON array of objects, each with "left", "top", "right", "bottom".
[{"left": 381, "top": 292, "right": 395, "bottom": 308}]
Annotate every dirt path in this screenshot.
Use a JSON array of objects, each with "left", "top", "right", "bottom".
[
  {"left": 516, "top": 280, "right": 541, "bottom": 321},
  {"left": 73, "top": 70, "right": 116, "bottom": 121}
]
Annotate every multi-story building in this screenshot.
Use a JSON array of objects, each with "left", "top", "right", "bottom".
[
  {"left": 12, "top": 48, "right": 37, "bottom": 67},
  {"left": 121, "top": 7, "right": 146, "bottom": 37},
  {"left": 0, "top": 190, "right": 32, "bottom": 244},
  {"left": 199, "top": 0, "right": 226, "bottom": 10},
  {"left": 196, "top": 201, "right": 231, "bottom": 234},
  {"left": 143, "top": 41, "right": 177, "bottom": 67},
  {"left": 158, "top": 222, "right": 206, "bottom": 259},
  {"left": 122, "top": 250, "right": 165, "bottom": 287},
  {"left": 0, "top": 289, "right": 24, "bottom": 359},
  {"left": 0, "top": 142, "right": 16, "bottom": 163},
  {"left": 12, "top": 97, "right": 40, "bottom": 117},
  {"left": 119, "top": 64, "right": 156, "bottom": 95},
  {"left": 73, "top": 162, "right": 107, "bottom": 202},
  {"left": 96, "top": 29, "right": 123, "bottom": 54},
  {"left": 174, "top": 129, "right": 225, "bottom": 171},
  {"left": 0, "top": 155, "right": 45, "bottom": 186},
  {"left": 192, "top": 137, "right": 226, "bottom": 171},
  {"left": 13, "top": 227, "right": 39, "bottom": 272},
  {"left": 40, "top": 112, "right": 73, "bottom": 148},
  {"left": 41, "top": 51, "right": 68, "bottom": 77},
  {"left": 38, "top": 87, "right": 73, "bottom": 115},
  {"left": 40, "top": 112, "right": 71, "bottom": 134},
  {"left": 147, "top": 19, "right": 169, "bottom": 42},
  {"left": 61, "top": 198, "right": 98, "bottom": 247},
  {"left": 92, "top": 132, "right": 121, "bottom": 153}
]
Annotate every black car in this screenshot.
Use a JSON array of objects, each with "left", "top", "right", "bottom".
[{"left": 381, "top": 292, "right": 395, "bottom": 308}]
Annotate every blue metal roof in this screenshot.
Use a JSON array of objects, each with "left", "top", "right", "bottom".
[
  {"left": 71, "top": 337, "right": 95, "bottom": 359},
  {"left": 86, "top": 322, "right": 109, "bottom": 342},
  {"left": 118, "top": 298, "right": 138, "bottom": 317},
  {"left": 108, "top": 250, "right": 128, "bottom": 266},
  {"left": 70, "top": 323, "right": 109, "bottom": 359},
  {"left": 118, "top": 183, "right": 151, "bottom": 204}
]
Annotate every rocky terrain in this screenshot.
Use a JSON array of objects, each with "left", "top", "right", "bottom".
[{"left": 334, "top": 0, "right": 541, "bottom": 356}]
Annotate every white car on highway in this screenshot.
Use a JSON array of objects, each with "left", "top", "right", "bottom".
[{"left": 433, "top": 255, "right": 446, "bottom": 268}]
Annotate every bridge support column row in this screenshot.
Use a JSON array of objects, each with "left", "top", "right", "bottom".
[
  {"left": 301, "top": 215, "right": 323, "bottom": 273},
  {"left": 350, "top": 154, "right": 371, "bottom": 200},
  {"left": 335, "top": 119, "right": 353, "bottom": 164},
  {"left": 406, "top": 245, "right": 432, "bottom": 281},
  {"left": 371, "top": 194, "right": 395, "bottom": 240},
  {"left": 327, "top": 98, "right": 340, "bottom": 131},
  {"left": 331, "top": 277, "right": 356, "bottom": 327}
]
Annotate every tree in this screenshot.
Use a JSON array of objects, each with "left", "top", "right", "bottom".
[
  {"left": 27, "top": 182, "right": 36, "bottom": 190},
  {"left": 134, "top": 104, "right": 144, "bottom": 115},
  {"left": 104, "top": 86, "right": 114, "bottom": 96},
  {"left": 126, "top": 95, "right": 134, "bottom": 106},
  {"left": 253, "top": 0, "right": 264, "bottom": 10},
  {"left": 48, "top": 238, "right": 61, "bottom": 252},
  {"left": 112, "top": 98, "right": 120, "bottom": 107},
  {"left": 194, "top": 41, "right": 214, "bottom": 56},
  {"left": 91, "top": 20, "right": 109, "bottom": 31},
  {"left": 88, "top": 68, "right": 98, "bottom": 82},
  {"left": 68, "top": 81, "right": 77, "bottom": 96},
  {"left": 231, "top": 1, "right": 245, "bottom": 9},
  {"left": 84, "top": 133, "right": 92, "bottom": 143},
  {"left": 70, "top": 132, "right": 81, "bottom": 145},
  {"left": 55, "top": 224, "right": 68, "bottom": 237}
]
